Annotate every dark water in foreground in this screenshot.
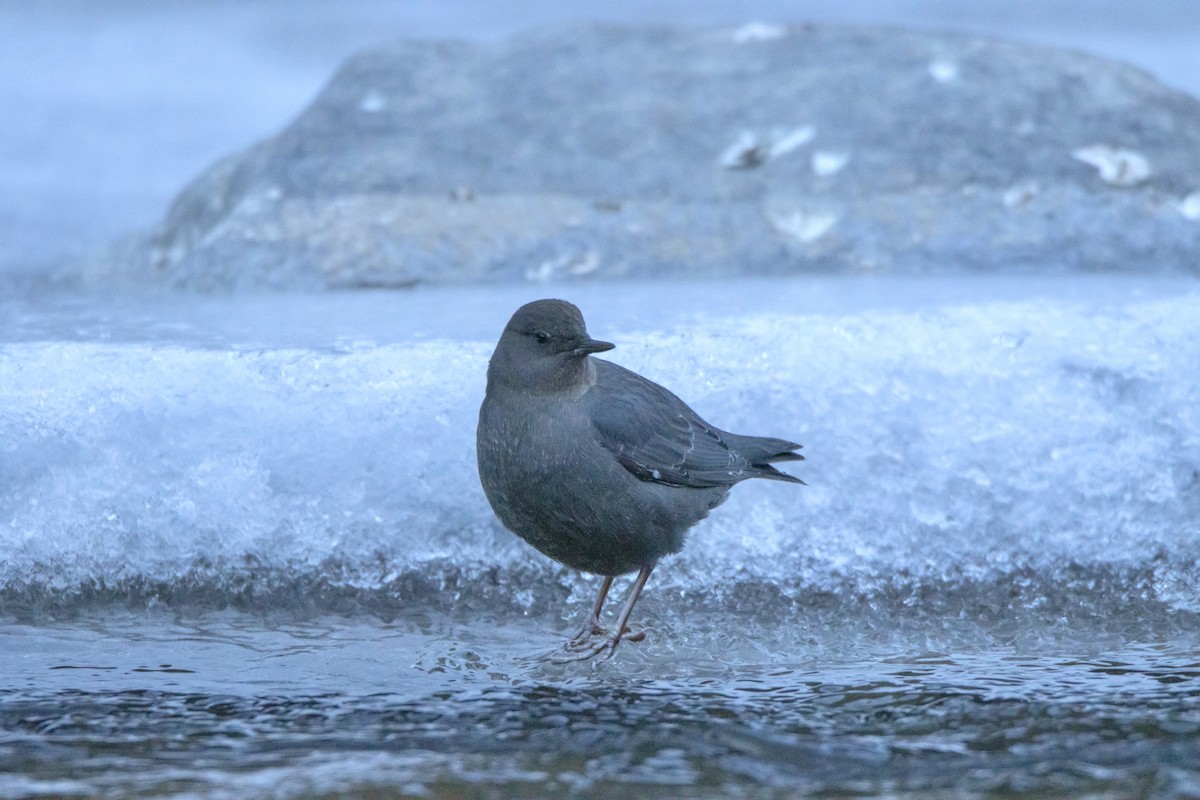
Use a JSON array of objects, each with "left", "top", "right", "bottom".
[{"left": 3, "top": 608, "right": 1198, "bottom": 799}]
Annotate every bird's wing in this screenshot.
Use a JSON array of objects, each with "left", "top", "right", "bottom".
[{"left": 585, "top": 360, "right": 781, "bottom": 488}]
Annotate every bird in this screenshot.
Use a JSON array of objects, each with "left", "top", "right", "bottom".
[{"left": 476, "top": 299, "right": 804, "bottom": 660}]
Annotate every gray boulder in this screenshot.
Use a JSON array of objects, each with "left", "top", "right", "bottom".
[{"left": 129, "top": 24, "right": 1200, "bottom": 289}]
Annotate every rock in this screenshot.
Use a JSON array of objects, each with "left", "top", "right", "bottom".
[{"left": 124, "top": 24, "right": 1200, "bottom": 289}]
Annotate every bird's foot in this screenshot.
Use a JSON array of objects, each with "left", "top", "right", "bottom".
[
  {"left": 566, "top": 619, "right": 607, "bottom": 649},
  {"left": 550, "top": 634, "right": 618, "bottom": 663},
  {"left": 550, "top": 626, "right": 645, "bottom": 663}
]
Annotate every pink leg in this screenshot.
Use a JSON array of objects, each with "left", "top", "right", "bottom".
[
  {"left": 602, "top": 564, "right": 654, "bottom": 659},
  {"left": 568, "top": 575, "right": 613, "bottom": 646},
  {"left": 553, "top": 564, "right": 655, "bottom": 663}
]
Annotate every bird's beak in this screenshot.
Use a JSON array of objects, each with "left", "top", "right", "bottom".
[{"left": 573, "top": 337, "right": 615, "bottom": 356}]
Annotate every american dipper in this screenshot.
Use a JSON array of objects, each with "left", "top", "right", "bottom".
[{"left": 477, "top": 299, "right": 804, "bottom": 660}]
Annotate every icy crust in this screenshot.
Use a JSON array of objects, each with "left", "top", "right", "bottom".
[{"left": 2, "top": 293, "right": 1198, "bottom": 622}]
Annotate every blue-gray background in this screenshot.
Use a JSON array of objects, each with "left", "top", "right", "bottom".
[{"left": 2, "top": 0, "right": 1199, "bottom": 277}]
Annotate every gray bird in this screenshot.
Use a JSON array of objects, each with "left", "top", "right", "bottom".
[{"left": 476, "top": 299, "right": 804, "bottom": 660}]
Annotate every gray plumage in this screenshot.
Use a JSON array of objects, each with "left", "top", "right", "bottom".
[{"left": 476, "top": 299, "right": 803, "bottom": 659}]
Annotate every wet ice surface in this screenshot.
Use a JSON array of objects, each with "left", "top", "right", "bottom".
[{"left": 2, "top": 275, "right": 1200, "bottom": 797}]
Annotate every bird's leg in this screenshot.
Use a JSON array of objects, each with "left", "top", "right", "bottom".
[
  {"left": 552, "top": 564, "right": 655, "bottom": 663},
  {"left": 600, "top": 564, "right": 654, "bottom": 659},
  {"left": 568, "top": 575, "right": 613, "bottom": 647}
]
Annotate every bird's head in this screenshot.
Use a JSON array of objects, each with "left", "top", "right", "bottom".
[{"left": 487, "top": 299, "right": 614, "bottom": 393}]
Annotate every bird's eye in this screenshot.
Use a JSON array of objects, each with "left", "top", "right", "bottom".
[{"left": 533, "top": 330, "right": 550, "bottom": 344}]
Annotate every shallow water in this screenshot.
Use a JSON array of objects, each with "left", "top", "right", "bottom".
[
  {"left": 3, "top": 275, "right": 1199, "bottom": 797},
  {"left": 3, "top": 612, "right": 1199, "bottom": 798}
]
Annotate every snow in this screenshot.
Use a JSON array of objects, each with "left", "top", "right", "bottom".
[{"left": 3, "top": 277, "right": 1197, "bottom": 620}]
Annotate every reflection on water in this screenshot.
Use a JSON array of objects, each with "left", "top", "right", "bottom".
[{"left": 2, "top": 612, "right": 1198, "bottom": 798}]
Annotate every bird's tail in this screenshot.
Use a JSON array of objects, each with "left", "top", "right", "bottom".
[{"left": 735, "top": 436, "right": 806, "bottom": 485}]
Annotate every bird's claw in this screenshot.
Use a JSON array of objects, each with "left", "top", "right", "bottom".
[
  {"left": 566, "top": 620, "right": 607, "bottom": 648},
  {"left": 550, "top": 626, "right": 645, "bottom": 663},
  {"left": 550, "top": 635, "right": 618, "bottom": 663}
]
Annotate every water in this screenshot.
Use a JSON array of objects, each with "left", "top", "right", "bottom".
[
  {"left": 3, "top": 276, "right": 1199, "bottom": 797},
  {"left": 3, "top": 614, "right": 1199, "bottom": 799}
]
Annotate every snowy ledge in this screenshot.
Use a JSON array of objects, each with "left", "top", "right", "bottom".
[
  {"left": 96, "top": 24, "right": 1200, "bottom": 290},
  {"left": 3, "top": 278, "right": 1198, "bottom": 622}
]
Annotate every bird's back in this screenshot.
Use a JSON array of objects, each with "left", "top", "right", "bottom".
[{"left": 586, "top": 359, "right": 804, "bottom": 489}]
